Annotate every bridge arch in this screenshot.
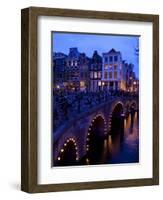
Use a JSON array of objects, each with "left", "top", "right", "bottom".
[
  {"left": 56, "top": 137, "right": 79, "bottom": 166},
  {"left": 124, "top": 101, "right": 130, "bottom": 114},
  {"left": 130, "top": 100, "right": 138, "bottom": 111},
  {"left": 86, "top": 114, "right": 107, "bottom": 157},
  {"left": 109, "top": 102, "right": 124, "bottom": 137},
  {"left": 111, "top": 101, "right": 124, "bottom": 113},
  {"left": 108, "top": 101, "right": 124, "bottom": 133}
]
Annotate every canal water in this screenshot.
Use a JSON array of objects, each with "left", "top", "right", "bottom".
[{"left": 81, "top": 111, "right": 139, "bottom": 165}]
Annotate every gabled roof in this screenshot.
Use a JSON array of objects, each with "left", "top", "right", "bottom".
[
  {"left": 102, "top": 48, "right": 121, "bottom": 56},
  {"left": 108, "top": 48, "right": 117, "bottom": 54},
  {"left": 68, "top": 47, "right": 80, "bottom": 59}
]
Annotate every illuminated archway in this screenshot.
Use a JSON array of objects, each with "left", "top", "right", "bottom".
[
  {"left": 86, "top": 114, "right": 106, "bottom": 162},
  {"left": 56, "top": 138, "right": 78, "bottom": 166}
]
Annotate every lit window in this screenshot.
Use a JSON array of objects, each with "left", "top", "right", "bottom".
[
  {"left": 80, "top": 81, "right": 85, "bottom": 87},
  {"left": 94, "top": 72, "right": 97, "bottom": 79},
  {"left": 104, "top": 64, "right": 108, "bottom": 70},
  {"left": 104, "top": 71, "right": 108, "bottom": 79},
  {"left": 75, "top": 61, "right": 78, "bottom": 66},
  {"left": 98, "top": 72, "right": 101, "bottom": 79},
  {"left": 114, "top": 71, "right": 118, "bottom": 79},
  {"left": 98, "top": 81, "right": 102, "bottom": 86}
]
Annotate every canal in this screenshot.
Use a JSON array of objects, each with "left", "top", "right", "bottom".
[{"left": 81, "top": 110, "right": 139, "bottom": 165}]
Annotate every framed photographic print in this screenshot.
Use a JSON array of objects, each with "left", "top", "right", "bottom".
[{"left": 21, "top": 7, "right": 159, "bottom": 193}]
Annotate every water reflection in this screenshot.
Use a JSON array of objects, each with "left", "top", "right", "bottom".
[
  {"left": 108, "top": 111, "right": 139, "bottom": 164},
  {"left": 82, "top": 111, "right": 139, "bottom": 165}
]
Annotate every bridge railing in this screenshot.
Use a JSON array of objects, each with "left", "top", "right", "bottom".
[{"left": 53, "top": 90, "right": 138, "bottom": 131}]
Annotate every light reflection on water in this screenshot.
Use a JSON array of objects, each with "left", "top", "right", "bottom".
[{"left": 85, "top": 111, "right": 139, "bottom": 165}]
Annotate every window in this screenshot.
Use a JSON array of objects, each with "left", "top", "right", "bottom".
[
  {"left": 75, "top": 61, "right": 78, "bottom": 66},
  {"left": 109, "top": 56, "right": 113, "bottom": 62},
  {"left": 110, "top": 81, "right": 113, "bottom": 87},
  {"left": 90, "top": 72, "right": 93, "bottom": 79},
  {"left": 114, "top": 55, "right": 118, "bottom": 62},
  {"left": 104, "top": 64, "right": 108, "bottom": 70},
  {"left": 73, "top": 61, "right": 76, "bottom": 66},
  {"left": 104, "top": 71, "right": 108, "bottom": 79},
  {"left": 80, "top": 81, "right": 85, "bottom": 87},
  {"left": 94, "top": 72, "right": 98, "bottom": 79},
  {"left": 98, "top": 72, "right": 101, "bottom": 79},
  {"left": 104, "top": 57, "right": 108, "bottom": 62},
  {"left": 114, "top": 71, "right": 118, "bottom": 79},
  {"left": 114, "top": 64, "right": 117, "bottom": 70},
  {"left": 97, "top": 64, "right": 101, "bottom": 70},
  {"left": 109, "top": 72, "right": 112, "bottom": 79}
]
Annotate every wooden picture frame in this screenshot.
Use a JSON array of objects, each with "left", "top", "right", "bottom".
[{"left": 21, "top": 7, "right": 159, "bottom": 193}]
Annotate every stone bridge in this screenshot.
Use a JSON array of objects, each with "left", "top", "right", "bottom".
[{"left": 53, "top": 96, "right": 138, "bottom": 165}]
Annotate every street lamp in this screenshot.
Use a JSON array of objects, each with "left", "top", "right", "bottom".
[
  {"left": 56, "top": 85, "right": 60, "bottom": 89},
  {"left": 98, "top": 81, "right": 102, "bottom": 91}
]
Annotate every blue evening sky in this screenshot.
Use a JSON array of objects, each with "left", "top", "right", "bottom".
[{"left": 52, "top": 32, "right": 139, "bottom": 77}]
